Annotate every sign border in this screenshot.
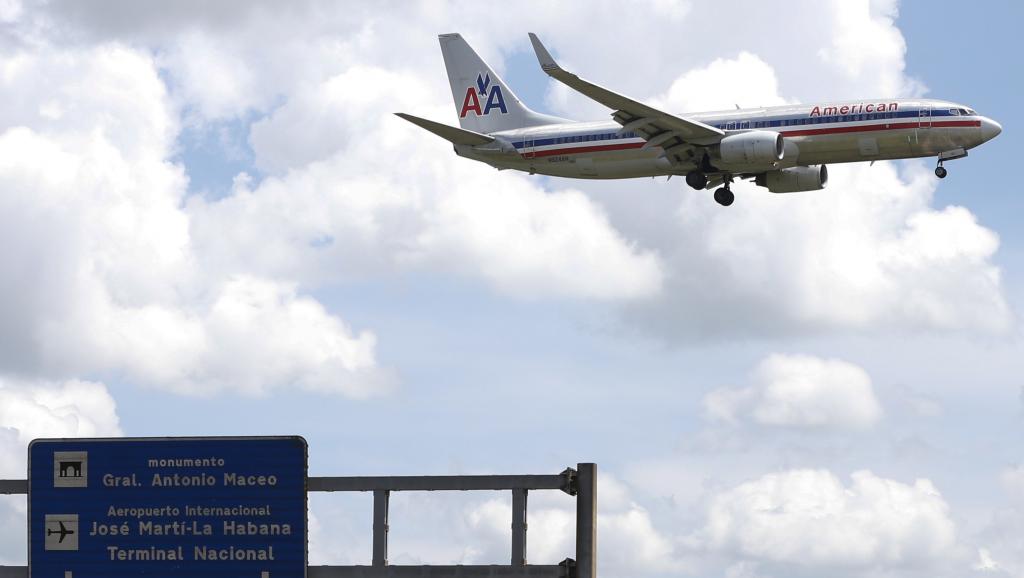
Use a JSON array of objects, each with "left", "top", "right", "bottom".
[{"left": 28, "top": 435, "right": 309, "bottom": 578}]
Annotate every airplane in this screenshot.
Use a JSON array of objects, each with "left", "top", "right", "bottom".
[
  {"left": 397, "top": 33, "right": 1002, "bottom": 206},
  {"left": 47, "top": 520, "right": 74, "bottom": 543}
]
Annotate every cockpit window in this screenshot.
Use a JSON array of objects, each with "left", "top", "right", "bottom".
[
  {"left": 949, "top": 108, "right": 960, "bottom": 115},
  {"left": 965, "top": 108, "right": 976, "bottom": 115}
]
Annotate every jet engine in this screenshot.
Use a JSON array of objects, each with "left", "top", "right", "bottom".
[
  {"left": 718, "top": 131, "right": 784, "bottom": 165},
  {"left": 755, "top": 165, "right": 828, "bottom": 193}
]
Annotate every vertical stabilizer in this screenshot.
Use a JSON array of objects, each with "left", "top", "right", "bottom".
[{"left": 438, "top": 33, "right": 568, "bottom": 133}]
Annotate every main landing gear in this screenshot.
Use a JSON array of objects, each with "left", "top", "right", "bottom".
[
  {"left": 687, "top": 170, "right": 734, "bottom": 206},
  {"left": 713, "top": 182, "right": 734, "bottom": 206},
  {"left": 935, "top": 163, "right": 947, "bottom": 179},
  {"left": 685, "top": 170, "right": 708, "bottom": 190}
]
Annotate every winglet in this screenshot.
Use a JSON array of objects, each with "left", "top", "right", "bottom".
[{"left": 528, "top": 33, "right": 560, "bottom": 73}]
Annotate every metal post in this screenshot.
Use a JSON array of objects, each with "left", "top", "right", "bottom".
[
  {"left": 373, "top": 490, "right": 390, "bottom": 567},
  {"left": 575, "top": 463, "right": 596, "bottom": 578},
  {"left": 511, "top": 488, "right": 528, "bottom": 566}
]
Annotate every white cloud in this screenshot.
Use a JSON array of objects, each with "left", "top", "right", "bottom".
[
  {"left": 974, "top": 548, "right": 1000, "bottom": 572},
  {"left": 0, "top": 44, "right": 387, "bottom": 397},
  {"left": 1000, "top": 466, "right": 1024, "bottom": 506},
  {"left": 704, "top": 354, "right": 882, "bottom": 430},
  {"left": 817, "top": 0, "right": 925, "bottom": 98},
  {"left": 702, "top": 469, "right": 956, "bottom": 569},
  {"left": 973, "top": 482, "right": 1024, "bottom": 578},
  {"left": 621, "top": 161, "right": 1010, "bottom": 339},
  {"left": 655, "top": 51, "right": 790, "bottom": 113},
  {"left": 192, "top": 65, "right": 665, "bottom": 302},
  {"left": 0, "top": 0, "right": 21, "bottom": 23},
  {"left": 0, "top": 377, "right": 122, "bottom": 476},
  {"left": 180, "top": 275, "right": 387, "bottom": 396},
  {"left": 0, "top": 376, "right": 122, "bottom": 564}
]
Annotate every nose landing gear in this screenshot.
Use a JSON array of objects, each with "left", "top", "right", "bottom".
[{"left": 935, "top": 148, "right": 967, "bottom": 179}]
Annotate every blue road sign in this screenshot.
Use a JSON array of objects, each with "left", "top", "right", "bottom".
[{"left": 29, "top": 436, "right": 307, "bottom": 578}]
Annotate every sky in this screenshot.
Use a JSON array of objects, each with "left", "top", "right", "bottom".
[{"left": 0, "top": 1, "right": 1023, "bottom": 577}]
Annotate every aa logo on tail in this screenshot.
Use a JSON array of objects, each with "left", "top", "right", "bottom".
[{"left": 460, "top": 73, "right": 508, "bottom": 118}]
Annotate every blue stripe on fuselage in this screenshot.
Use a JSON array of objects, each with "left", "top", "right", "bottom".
[{"left": 510, "top": 107, "right": 972, "bottom": 151}]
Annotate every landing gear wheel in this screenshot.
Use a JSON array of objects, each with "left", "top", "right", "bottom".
[
  {"left": 685, "top": 171, "right": 708, "bottom": 190},
  {"left": 713, "top": 187, "right": 735, "bottom": 207},
  {"left": 934, "top": 166, "right": 948, "bottom": 179}
]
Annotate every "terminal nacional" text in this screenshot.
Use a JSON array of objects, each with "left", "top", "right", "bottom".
[{"left": 107, "top": 545, "right": 277, "bottom": 561}]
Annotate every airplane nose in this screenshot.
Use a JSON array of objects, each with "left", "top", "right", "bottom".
[{"left": 981, "top": 117, "right": 1002, "bottom": 142}]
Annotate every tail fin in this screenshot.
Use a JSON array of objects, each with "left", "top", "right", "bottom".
[{"left": 439, "top": 33, "right": 568, "bottom": 134}]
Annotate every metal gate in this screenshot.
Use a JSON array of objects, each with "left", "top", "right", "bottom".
[{"left": 0, "top": 463, "right": 597, "bottom": 578}]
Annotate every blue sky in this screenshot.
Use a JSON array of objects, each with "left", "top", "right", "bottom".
[{"left": 1, "top": 2, "right": 1023, "bottom": 577}]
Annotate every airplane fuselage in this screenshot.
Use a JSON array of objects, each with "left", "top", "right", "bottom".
[{"left": 459, "top": 98, "right": 1000, "bottom": 180}]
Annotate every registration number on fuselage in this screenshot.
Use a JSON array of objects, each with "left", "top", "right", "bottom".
[{"left": 546, "top": 155, "right": 571, "bottom": 163}]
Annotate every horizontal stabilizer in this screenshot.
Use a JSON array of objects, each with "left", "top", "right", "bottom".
[{"left": 395, "top": 112, "right": 495, "bottom": 146}]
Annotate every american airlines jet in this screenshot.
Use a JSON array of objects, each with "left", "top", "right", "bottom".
[{"left": 398, "top": 33, "right": 1002, "bottom": 206}]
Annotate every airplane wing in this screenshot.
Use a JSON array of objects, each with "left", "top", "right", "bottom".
[
  {"left": 395, "top": 113, "right": 495, "bottom": 146},
  {"left": 528, "top": 33, "right": 724, "bottom": 163}
]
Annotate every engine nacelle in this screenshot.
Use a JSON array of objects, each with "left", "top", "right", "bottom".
[
  {"left": 755, "top": 165, "right": 828, "bottom": 193},
  {"left": 718, "top": 131, "right": 784, "bottom": 165}
]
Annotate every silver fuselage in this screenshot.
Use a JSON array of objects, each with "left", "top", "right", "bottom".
[{"left": 457, "top": 98, "right": 1001, "bottom": 179}]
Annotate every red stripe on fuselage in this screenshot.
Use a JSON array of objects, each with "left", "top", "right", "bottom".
[
  {"left": 528, "top": 142, "right": 645, "bottom": 158},
  {"left": 520, "top": 120, "right": 981, "bottom": 158},
  {"left": 781, "top": 119, "right": 979, "bottom": 137}
]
